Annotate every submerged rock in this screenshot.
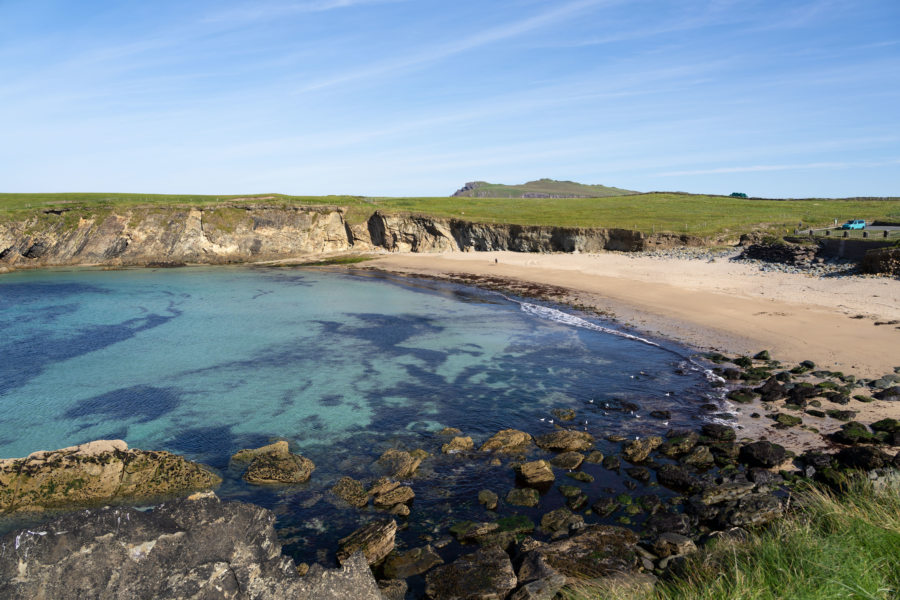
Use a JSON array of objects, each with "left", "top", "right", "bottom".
[
  {"left": 375, "top": 449, "right": 423, "bottom": 478},
  {"left": 478, "top": 489, "right": 499, "bottom": 510},
  {"left": 331, "top": 476, "right": 369, "bottom": 508},
  {"left": 425, "top": 547, "right": 517, "bottom": 600},
  {"left": 0, "top": 492, "right": 382, "bottom": 600},
  {"left": 549, "top": 451, "right": 584, "bottom": 470},
  {"left": 383, "top": 545, "right": 444, "bottom": 579},
  {"left": 507, "top": 487, "right": 540, "bottom": 507},
  {"left": 0, "top": 440, "right": 220, "bottom": 513}
]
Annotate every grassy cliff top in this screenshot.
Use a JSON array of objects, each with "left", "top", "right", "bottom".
[
  {"left": 1, "top": 192, "right": 898, "bottom": 237},
  {"left": 452, "top": 178, "right": 638, "bottom": 198}
]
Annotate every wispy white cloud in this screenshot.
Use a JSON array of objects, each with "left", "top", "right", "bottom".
[
  {"left": 658, "top": 159, "right": 900, "bottom": 176},
  {"left": 204, "top": 0, "right": 406, "bottom": 23},
  {"left": 296, "top": 0, "right": 610, "bottom": 92}
]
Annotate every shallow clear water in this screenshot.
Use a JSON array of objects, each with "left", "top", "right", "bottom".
[{"left": 0, "top": 265, "right": 719, "bottom": 564}]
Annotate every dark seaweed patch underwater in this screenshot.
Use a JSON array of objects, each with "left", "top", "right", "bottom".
[{"left": 0, "top": 266, "right": 726, "bottom": 571}]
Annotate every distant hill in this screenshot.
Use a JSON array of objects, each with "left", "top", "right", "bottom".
[{"left": 452, "top": 178, "right": 639, "bottom": 198}]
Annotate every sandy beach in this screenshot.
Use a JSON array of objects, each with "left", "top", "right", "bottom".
[
  {"left": 370, "top": 250, "right": 900, "bottom": 378},
  {"left": 369, "top": 250, "right": 900, "bottom": 452}
]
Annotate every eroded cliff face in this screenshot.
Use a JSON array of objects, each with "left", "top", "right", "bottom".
[{"left": 0, "top": 205, "right": 702, "bottom": 270}]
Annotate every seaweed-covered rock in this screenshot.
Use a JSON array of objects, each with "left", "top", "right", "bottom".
[
  {"left": 515, "top": 460, "right": 555, "bottom": 486},
  {"left": 383, "top": 545, "right": 444, "bottom": 579},
  {"left": 535, "top": 430, "right": 594, "bottom": 452},
  {"left": 622, "top": 436, "right": 663, "bottom": 463},
  {"left": 701, "top": 424, "right": 736, "bottom": 442},
  {"left": 681, "top": 445, "right": 714, "bottom": 468},
  {"left": 738, "top": 441, "right": 786, "bottom": 468},
  {"left": 835, "top": 446, "right": 892, "bottom": 471},
  {"left": 337, "top": 519, "right": 397, "bottom": 565},
  {"left": 0, "top": 440, "right": 220, "bottom": 513},
  {"left": 480, "top": 429, "right": 534, "bottom": 453},
  {"left": 425, "top": 547, "right": 517, "bottom": 600},
  {"left": 830, "top": 421, "right": 877, "bottom": 445},
  {"left": 478, "top": 489, "right": 499, "bottom": 510},
  {"left": 659, "top": 431, "right": 699, "bottom": 457}
]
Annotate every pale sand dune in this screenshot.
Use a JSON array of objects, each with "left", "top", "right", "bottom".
[
  {"left": 370, "top": 251, "right": 900, "bottom": 379},
  {"left": 370, "top": 250, "right": 900, "bottom": 452}
]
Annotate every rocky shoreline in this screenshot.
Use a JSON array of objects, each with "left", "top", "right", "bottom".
[{"left": 1, "top": 348, "right": 897, "bottom": 598}]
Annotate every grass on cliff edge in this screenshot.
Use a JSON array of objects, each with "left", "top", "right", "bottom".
[
  {"left": 566, "top": 473, "right": 900, "bottom": 600},
  {"left": 1, "top": 192, "right": 898, "bottom": 238}
]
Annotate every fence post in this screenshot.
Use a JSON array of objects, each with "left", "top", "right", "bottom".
[
  {"left": 885, "top": 230, "right": 890, "bottom": 238},
  {"left": 825, "top": 230, "right": 830, "bottom": 236},
  {"left": 843, "top": 231, "right": 849, "bottom": 238},
  {"left": 863, "top": 231, "right": 868, "bottom": 238}
]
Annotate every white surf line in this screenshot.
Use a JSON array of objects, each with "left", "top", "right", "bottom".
[{"left": 510, "top": 298, "right": 662, "bottom": 348}]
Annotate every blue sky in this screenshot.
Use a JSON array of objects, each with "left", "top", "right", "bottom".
[{"left": 1, "top": 0, "right": 898, "bottom": 197}]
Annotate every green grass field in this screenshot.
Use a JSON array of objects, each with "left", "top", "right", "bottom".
[
  {"left": 1, "top": 192, "right": 898, "bottom": 238},
  {"left": 566, "top": 473, "right": 900, "bottom": 600}
]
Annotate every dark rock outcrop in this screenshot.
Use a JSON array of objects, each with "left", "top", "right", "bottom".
[{"left": 0, "top": 492, "right": 382, "bottom": 600}]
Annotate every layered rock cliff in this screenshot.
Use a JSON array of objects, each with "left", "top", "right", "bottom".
[{"left": 0, "top": 204, "right": 702, "bottom": 270}]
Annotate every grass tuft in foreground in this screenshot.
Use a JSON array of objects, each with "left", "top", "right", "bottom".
[{"left": 566, "top": 473, "right": 900, "bottom": 600}]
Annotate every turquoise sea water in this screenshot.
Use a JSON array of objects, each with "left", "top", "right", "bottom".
[{"left": 0, "top": 265, "right": 720, "bottom": 563}]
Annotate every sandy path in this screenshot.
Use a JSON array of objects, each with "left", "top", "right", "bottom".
[{"left": 369, "top": 251, "right": 900, "bottom": 379}]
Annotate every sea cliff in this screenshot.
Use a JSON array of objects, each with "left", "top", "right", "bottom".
[{"left": 0, "top": 204, "right": 701, "bottom": 270}]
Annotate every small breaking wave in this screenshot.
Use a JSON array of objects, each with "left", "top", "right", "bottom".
[{"left": 511, "top": 299, "right": 662, "bottom": 348}]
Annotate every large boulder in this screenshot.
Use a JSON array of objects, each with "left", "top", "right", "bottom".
[
  {"left": 337, "top": 519, "right": 398, "bottom": 566},
  {"left": 835, "top": 446, "right": 892, "bottom": 471},
  {"left": 331, "top": 476, "right": 369, "bottom": 507},
  {"left": 425, "top": 546, "right": 517, "bottom": 600},
  {"left": 0, "top": 492, "right": 381, "bottom": 599},
  {"left": 535, "top": 430, "right": 594, "bottom": 452},
  {"left": 515, "top": 460, "right": 555, "bottom": 486},
  {"left": 233, "top": 441, "right": 315, "bottom": 484},
  {"left": 480, "top": 429, "right": 534, "bottom": 453},
  {"left": 0, "top": 440, "right": 220, "bottom": 513},
  {"left": 738, "top": 441, "right": 786, "bottom": 468}
]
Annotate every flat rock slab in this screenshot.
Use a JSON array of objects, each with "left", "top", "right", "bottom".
[
  {"left": 0, "top": 439, "right": 220, "bottom": 513},
  {"left": 0, "top": 492, "right": 381, "bottom": 600},
  {"left": 337, "top": 518, "right": 398, "bottom": 565},
  {"left": 480, "top": 429, "right": 534, "bottom": 453}
]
